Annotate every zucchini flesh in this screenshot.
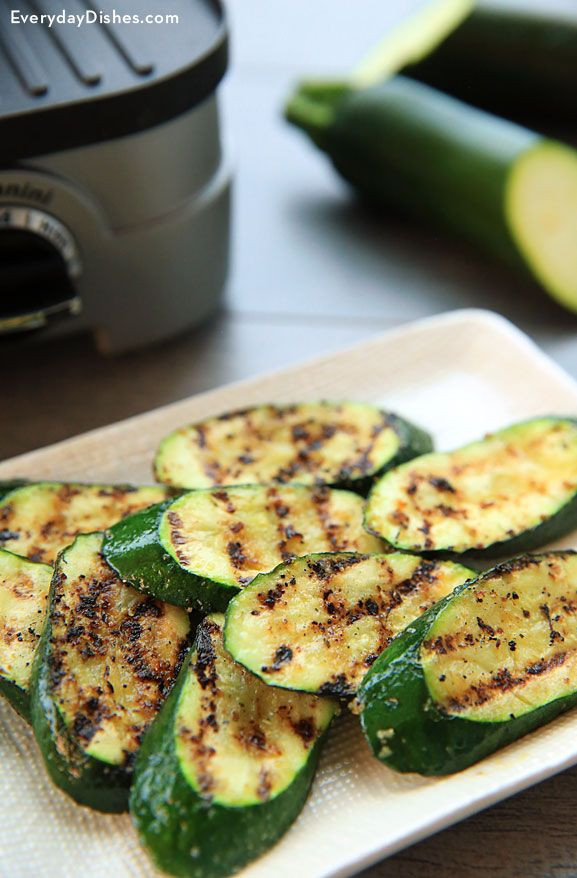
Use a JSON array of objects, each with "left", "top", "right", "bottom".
[
  {"left": 225, "top": 552, "right": 474, "bottom": 698},
  {"left": 352, "top": 0, "right": 474, "bottom": 88},
  {"left": 154, "top": 402, "right": 432, "bottom": 493},
  {"left": 0, "top": 482, "right": 169, "bottom": 565},
  {"left": 365, "top": 417, "right": 577, "bottom": 558},
  {"left": 104, "top": 485, "right": 384, "bottom": 612},
  {"left": 286, "top": 77, "right": 577, "bottom": 315},
  {"left": 359, "top": 552, "right": 577, "bottom": 776},
  {"left": 30, "top": 532, "right": 190, "bottom": 812},
  {"left": 131, "top": 614, "right": 335, "bottom": 878},
  {"left": 0, "top": 549, "right": 51, "bottom": 720}
]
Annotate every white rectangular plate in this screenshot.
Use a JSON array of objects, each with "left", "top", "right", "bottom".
[{"left": 3, "top": 309, "right": 577, "bottom": 878}]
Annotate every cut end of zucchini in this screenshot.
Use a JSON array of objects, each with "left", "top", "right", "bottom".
[
  {"left": 366, "top": 417, "right": 577, "bottom": 556},
  {"left": 423, "top": 552, "right": 577, "bottom": 723},
  {"left": 351, "top": 0, "right": 475, "bottom": 88},
  {"left": 160, "top": 485, "right": 383, "bottom": 590},
  {"left": 154, "top": 402, "right": 430, "bottom": 492},
  {"left": 225, "top": 552, "right": 474, "bottom": 697},
  {"left": 176, "top": 614, "right": 335, "bottom": 807},
  {"left": 507, "top": 141, "right": 577, "bottom": 315},
  {"left": 0, "top": 482, "right": 170, "bottom": 565},
  {"left": 0, "top": 550, "right": 51, "bottom": 717},
  {"left": 33, "top": 532, "right": 190, "bottom": 771}
]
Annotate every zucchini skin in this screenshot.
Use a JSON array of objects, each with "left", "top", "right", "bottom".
[
  {"left": 131, "top": 638, "right": 329, "bottom": 878},
  {"left": 30, "top": 573, "right": 132, "bottom": 813},
  {"left": 405, "top": 6, "right": 577, "bottom": 127},
  {"left": 358, "top": 558, "right": 577, "bottom": 776},
  {"left": 0, "top": 675, "right": 30, "bottom": 722},
  {"left": 102, "top": 502, "right": 237, "bottom": 613},
  {"left": 287, "top": 77, "right": 540, "bottom": 274}
]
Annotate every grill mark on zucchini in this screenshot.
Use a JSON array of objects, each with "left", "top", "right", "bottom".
[
  {"left": 0, "top": 482, "right": 170, "bottom": 565},
  {"left": 154, "top": 402, "right": 431, "bottom": 493},
  {"left": 30, "top": 533, "right": 190, "bottom": 811},
  {"left": 366, "top": 417, "right": 577, "bottom": 557},
  {"left": 224, "top": 552, "right": 474, "bottom": 697}
]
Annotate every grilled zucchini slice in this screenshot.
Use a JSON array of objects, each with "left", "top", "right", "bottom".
[
  {"left": 103, "top": 485, "right": 384, "bottom": 612},
  {"left": 154, "top": 402, "right": 432, "bottom": 494},
  {"left": 131, "top": 613, "right": 335, "bottom": 878},
  {"left": 225, "top": 552, "right": 474, "bottom": 698},
  {"left": 0, "top": 481, "right": 170, "bottom": 565},
  {"left": 30, "top": 533, "right": 190, "bottom": 812},
  {"left": 359, "top": 551, "right": 577, "bottom": 775},
  {"left": 0, "top": 549, "right": 52, "bottom": 719},
  {"left": 365, "top": 417, "right": 577, "bottom": 558}
]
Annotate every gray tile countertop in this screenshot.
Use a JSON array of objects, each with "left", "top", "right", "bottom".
[{"left": 3, "top": 2, "right": 577, "bottom": 875}]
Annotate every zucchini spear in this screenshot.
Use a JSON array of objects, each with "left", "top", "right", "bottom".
[{"left": 286, "top": 75, "right": 577, "bottom": 315}]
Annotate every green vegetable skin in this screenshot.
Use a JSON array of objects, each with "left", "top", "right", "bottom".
[
  {"left": 131, "top": 614, "right": 335, "bottom": 878},
  {"left": 103, "top": 485, "right": 384, "bottom": 612},
  {"left": 30, "top": 533, "right": 190, "bottom": 812},
  {"left": 405, "top": 5, "right": 577, "bottom": 127},
  {"left": 358, "top": 552, "right": 577, "bottom": 776},
  {"left": 286, "top": 76, "right": 577, "bottom": 314},
  {"left": 365, "top": 417, "right": 577, "bottom": 559}
]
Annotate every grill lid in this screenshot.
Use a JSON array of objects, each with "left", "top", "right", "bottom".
[{"left": 0, "top": 0, "right": 227, "bottom": 161}]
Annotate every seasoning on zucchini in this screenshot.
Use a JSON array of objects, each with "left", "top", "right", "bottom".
[
  {"left": 225, "top": 552, "right": 474, "bottom": 698},
  {"left": 0, "top": 481, "right": 170, "bottom": 565},
  {"left": 365, "top": 417, "right": 577, "bottom": 559},
  {"left": 286, "top": 75, "right": 577, "bottom": 315},
  {"left": 358, "top": 551, "right": 577, "bottom": 776},
  {"left": 131, "top": 613, "right": 335, "bottom": 878},
  {"left": 154, "top": 402, "right": 432, "bottom": 493},
  {"left": 405, "top": 5, "right": 577, "bottom": 128},
  {"left": 103, "top": 484, "right": 384, "bottom": 612},
  {"left": 0, "top": 549, "right": 52, "bottom": 720},
  {"left": 30, "top": 532, "right": 190, "bottom": 813}
]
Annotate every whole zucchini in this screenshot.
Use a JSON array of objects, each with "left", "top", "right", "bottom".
[
  {"left": 286, "top": 76, "right": 577, "bottom": 314},
  {"left": 30, "top": 532, "right": 190, "bottom": 812},
  {"left": 103, "top": 485, "right": 383, "bottom": 612},
  {"left": 365, "top": 417, "right": 577, "bottom": 559},
  {"left": 225, "top": 552, "right": 474, "bottom": 698},
  {"left": 0, "top": 481, "right": 170, "bottom": 565},
  {"left": 405, "top": 4, "right": 577, "bottom": 128},
  {"left": 155, "top": 402, "right": 432, "bottom": 494},
  {"left": 358, "top": 551, "right": 577, "bottom": 775},
  {"left": 131, "top": 613, "right": 335, "bottom": 878},
  {"left": 0, "top": 549, "right": 52, "bottom": 720}
]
